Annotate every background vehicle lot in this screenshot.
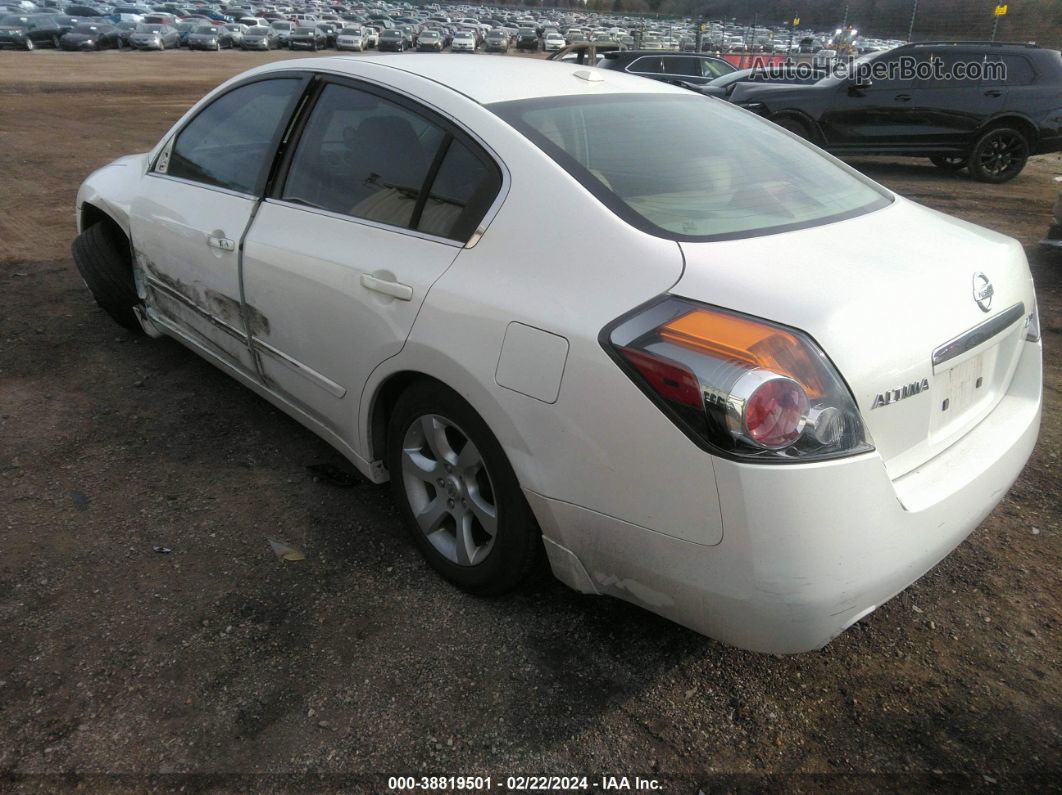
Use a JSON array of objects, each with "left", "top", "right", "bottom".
[{"left": 1, "top": 50, "right": 1059, "bottom": 788}]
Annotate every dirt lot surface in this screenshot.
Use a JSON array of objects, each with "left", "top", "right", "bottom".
[{"left": 1, "top": 50, "right": 1059, "bottom": 792}]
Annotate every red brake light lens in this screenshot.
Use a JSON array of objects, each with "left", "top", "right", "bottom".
[
  {"left": 618, "top": 347, "right": 702, "bottom": 408},
  {"left": 605, "top": 297, "right": 872, "bottom": 462},
  {"left": 742, "top": 376, "right": 810, "bottom": 449}
]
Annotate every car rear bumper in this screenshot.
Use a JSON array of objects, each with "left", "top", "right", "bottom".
[{"left": 529, "top": 338, "right": 1041, "bottom": 653}]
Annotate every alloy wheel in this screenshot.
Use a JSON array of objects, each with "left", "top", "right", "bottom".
[
  {"left": 401, "top": 414, "right": 498, "bottom": 567},
  {"left": 977, "top": 131, "right": 1025, "bottom": 178}
]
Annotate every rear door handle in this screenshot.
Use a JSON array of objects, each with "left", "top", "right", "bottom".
[
  {"left": 361, "top": 273, "right": 413, "bottom": 301},
  {"left": 207, "top": 234, "right": 235, "bottom": 251},
  {"left": 894, "top": 93, "right": 912, "bottom": 102},
  {"left": 984, "top": 89, "right": 1003, "bottom": 98}
]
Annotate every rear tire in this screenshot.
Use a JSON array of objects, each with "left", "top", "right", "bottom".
[
  {"left": 386, "top": 382, "right": 543, "bottom": 596},
  {"left": 24, "top": 38, "right": 34, "bottom": 51},
  {"left": 968, "top": 127, "right": 1029, "bottom": 183},
  {"left": 71, "top": 221, "right": 142, "bottom": 332}
]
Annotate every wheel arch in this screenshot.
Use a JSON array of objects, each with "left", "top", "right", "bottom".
[
  {"left": 80, "top": 202, "right": 126, "bottom": 238},
  {"left": 767, "top": 109, "right": 821, "bottom": 143},
  {"left": 978, "top": 114, "right": 1039, "bottom": 148},
  {"left": 363, "top": 361, "right": 533, "bottom": 491},
  {"left": 367, "top": 369, "right": 435, "bottom": 470}
]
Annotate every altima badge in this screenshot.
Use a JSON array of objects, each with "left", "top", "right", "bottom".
[
  {"left": 973, "top": 272, "right": 994, "bottom": 312},
  {"left": 872, "top": 378, "right": 930, "bottom": 409}
]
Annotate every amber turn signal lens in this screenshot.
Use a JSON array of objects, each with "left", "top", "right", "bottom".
[{"left": 659, "top": 309, "right": 826, "bottom": 398}]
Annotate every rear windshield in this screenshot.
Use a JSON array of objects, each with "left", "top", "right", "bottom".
[{"left": 489, "top": 93, "right": 889, "bottom": 241}]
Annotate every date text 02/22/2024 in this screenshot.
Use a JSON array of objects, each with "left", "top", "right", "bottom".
[{"left": 386, "top": 775, "right": 663, "bottom": 791}]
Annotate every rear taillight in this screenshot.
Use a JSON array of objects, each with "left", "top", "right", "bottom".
[{"left": 605, "top": 297, "right": 873, "bottom": 462}]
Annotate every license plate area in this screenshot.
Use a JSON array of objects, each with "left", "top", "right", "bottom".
[
  {"left": 928, "top": 325, "right": 1022, "bottom": 444},
  {"left": 936, "top": 353, "right": 986, "bottom": 423}
]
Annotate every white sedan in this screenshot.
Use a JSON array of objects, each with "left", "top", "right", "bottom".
[
  {"left": 450, "top": 30, "right": 476, "bottom": 51},
  {"left": 73, "top": 55, "right": 1041, "bottom": 653},
  {"left": 543, "top": 33, "right": 565, "bottom": 51}
]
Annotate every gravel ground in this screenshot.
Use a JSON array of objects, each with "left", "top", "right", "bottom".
[{"left": 0, "top": 50, "right": 1059, "bottom": 793}]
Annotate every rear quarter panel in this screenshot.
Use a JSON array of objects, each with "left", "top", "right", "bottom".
[{"left": 357, "top": 80, "right": 724, "bottom": 546}]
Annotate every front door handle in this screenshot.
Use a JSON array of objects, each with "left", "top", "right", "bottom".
[
  {"left": 894, "top": 93, "right": 912, "bottom": 102},
  {"left": 361, "top": 273, "right": 413, "bottom": 301},
  {"left": 207, "top": 234, "right": 235, "bottom": 251},
  {"left": 984, "top": 89, "right": 1003, "bottom": 98}
]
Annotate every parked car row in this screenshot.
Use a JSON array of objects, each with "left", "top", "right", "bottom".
[
  {"left": 5, "top": 3, "right": 1060, "bottom": 185},
  {"left": 0, "top": 1, "right": 908, "bottom": 58}
]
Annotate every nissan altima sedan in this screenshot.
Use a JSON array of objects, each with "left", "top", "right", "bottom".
[{"left": 72, "top": 56, "right": 1042, "bottom": 653}]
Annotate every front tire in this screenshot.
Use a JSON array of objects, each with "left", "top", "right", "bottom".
[
  {"left": 968, "top": 127, "right": 1029, "bottom": 183},
  {"left": 387, "top": 382, "right": 543, "bottom": 595},
  {"left": 24, "top": 38, "right": 33, "bottom": 51},
  {"left": 71, "top": 221, "right": 142, "bottom": 331}
]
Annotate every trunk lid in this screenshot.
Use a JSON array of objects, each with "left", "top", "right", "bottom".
[{"left": 675, "top": 197, "right": 1035, "bottom": 478}]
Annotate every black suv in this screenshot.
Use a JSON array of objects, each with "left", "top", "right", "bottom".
[
  {"left": 725, "top": 42, "right": 1062, "bottom": 182},
  {"left": 597, "top": 50, "right": 736, "bottom": 86},
  {"left": 515, "top": 27, "right": 538, "bottom": 51}
]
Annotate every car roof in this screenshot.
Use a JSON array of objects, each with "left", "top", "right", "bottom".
[
  {"left": 609, "top": 50, "right": 721, "bottom": 58},
  {"left": 254, "top": 53, "right": 686, "bottom": 104}
]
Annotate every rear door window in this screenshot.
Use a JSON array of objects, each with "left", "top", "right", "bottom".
[
  {"left": 920, "top": 51, "right": 982, "bottom": 88},
  {"left": 662, "top": 56, "right": 698, "bottom": 76},
  {"left": 416, "top": 138, "right": 500, "bottom": 241},
  {"left": 280, "top": 81, "right": 501, "bottom": 241}
]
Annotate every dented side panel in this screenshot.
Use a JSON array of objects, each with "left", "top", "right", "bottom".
[{"left": 129, "top": 175, "right": 261, "bottom": 376}]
